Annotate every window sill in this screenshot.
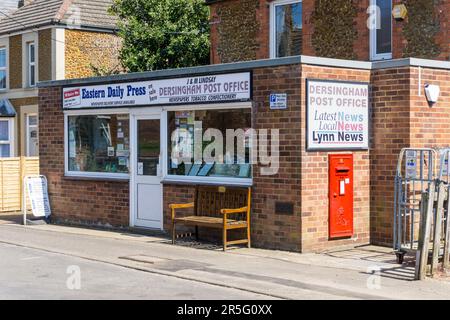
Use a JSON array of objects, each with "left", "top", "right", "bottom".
[
  {"left": 161, "top": 177, "right": 253, "bottom": 187},
  {"left": 63, "top": 175, "right": 130, "bottom": 183}
]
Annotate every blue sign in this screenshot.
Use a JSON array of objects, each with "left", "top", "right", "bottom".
[{"left": 269, "top": 93, "right": 287, "bottom": 110}]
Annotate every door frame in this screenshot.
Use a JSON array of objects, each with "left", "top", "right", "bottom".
[
  {"left": 129, "top": 107, "right": 165, "bottom": 229},
  {"left": 26, "top": 113, "right": 38, "bottom": 157}
]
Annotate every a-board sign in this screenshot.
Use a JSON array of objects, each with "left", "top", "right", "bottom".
[
  {"left": 306, "top": 79, "right": 369, "bottom": 151},
  {"left": 25, "top": 176, "right": 51, "bottom": 218}
]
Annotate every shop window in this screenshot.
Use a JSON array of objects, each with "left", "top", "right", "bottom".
[
  {"left": 27, "top": 42, "right": 36, "bottom": 87},
  {"left": 0, "top": 119, "right": 13, "bottom": 157},
  {"left": 0, "top": 47, "right": 6, "bottom": 90},
  {"left": 167, "top": 108, "right": 252, "bottom": 180},
  {"left": 26, "top": 114, "right": 38, "bottom": 157},
  {"left": 370, "top": 0, "right": 392, "bottom": 60},
  {"left": 67, "top": 114, "right": 130, "bottom": 175},
  {"left": 270, "top": 0, "right": 302, "bottom": 58}
]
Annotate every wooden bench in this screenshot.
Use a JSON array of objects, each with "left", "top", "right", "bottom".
[{"left": 169, "top": 185, "right": 251, "bottom": 251}]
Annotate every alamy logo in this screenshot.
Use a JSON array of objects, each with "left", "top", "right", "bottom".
[
  {"left": 66, "top": 5, "right": 82, "bottom": 29},
  {"left": 367, "top": 5, "right": 382, "bottom": 30},
  {"left": 66, "top": 265, "right": 81, "bottom": 290},
  {"left": 366, "top": 266, "right": 381, "bottom": 290}
]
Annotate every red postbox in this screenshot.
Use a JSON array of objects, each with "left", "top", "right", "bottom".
[{"left": 329, "top": 154, "right": 354, "bottom": 239}]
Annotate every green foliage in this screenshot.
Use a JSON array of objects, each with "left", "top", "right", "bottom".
[
  {"left": 403, "top": 0, "right": 441, "bottom": 58},
  {"left": 311, "top": 0, "right": 358, "bottom": 60},
  {"left": 110, "top": 0, "right": 210, "bottom": 72},
  {"left": 90, "top": 64, "right": 121, "bottom": 77}
]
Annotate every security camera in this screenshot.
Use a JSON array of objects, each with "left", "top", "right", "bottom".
[{"left": 424, "top": 84, "right": 440, "bottom": 104}]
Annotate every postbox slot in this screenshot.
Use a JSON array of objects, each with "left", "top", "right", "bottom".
[{"left": 335, "top": 166, "right": 350, "bottom": 173}]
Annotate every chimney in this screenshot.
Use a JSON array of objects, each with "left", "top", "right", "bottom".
[{"left": 18, "top": 0, "right": 34, "bottom": 8}]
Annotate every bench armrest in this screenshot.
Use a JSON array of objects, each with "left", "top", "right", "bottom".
[
  {"left": 220, "top": 206, "right": 248, "bottom": 214},
  {"left": 169, "top": 203, "right": 195, "bottom": 210},
  {"left": 170, "top": 202, "right": 195, "bottom": 220}
]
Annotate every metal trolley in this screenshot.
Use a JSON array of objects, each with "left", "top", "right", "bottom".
[{"left": 393, "top": 148, "right": 438, "bottom": 263}]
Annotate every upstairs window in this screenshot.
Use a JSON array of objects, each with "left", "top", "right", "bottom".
[
  {"left": 270, "top": 0, "right": 303, "bottom": 58},
  {"left": 370, "top": 0, "right": 392, "bottom": 60},
  {"left": 27, "top": 42, "right": 36, "bottom": 87},
  {"left": 0, "top": 48, "right": 6, "bottom": 90}
]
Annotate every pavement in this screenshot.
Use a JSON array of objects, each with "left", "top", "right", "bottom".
[
  {"left": 0, "top": 213, "right": 22, "bottom": 225},
  {"left": 0, "top": 222, "right": 450, "bottom": 300}
]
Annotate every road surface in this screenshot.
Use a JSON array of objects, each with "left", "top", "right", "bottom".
[{"left": 0, "top": 223, "right": 450, "bottom": 300}]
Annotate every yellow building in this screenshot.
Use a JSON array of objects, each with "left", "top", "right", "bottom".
[{"left": 0, "top": 0, "right": 121, "bottom": 213}]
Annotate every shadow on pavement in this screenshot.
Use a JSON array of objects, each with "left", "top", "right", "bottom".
[
  {"left": 323, "top": 245, "right": 416, "bottom": 281},
  {"left": 0, "top": 212, "right": 22, "bottom": 225}
]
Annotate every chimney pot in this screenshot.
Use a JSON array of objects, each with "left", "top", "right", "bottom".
[{"left": 18, "top": 0, "right": 34, "bottom": 8}]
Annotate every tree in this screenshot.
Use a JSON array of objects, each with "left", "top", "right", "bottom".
[{"left": 110, "top": 0, "right": 210, "bottom": 72}]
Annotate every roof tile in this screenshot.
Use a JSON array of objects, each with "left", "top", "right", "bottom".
[{"left": 0, "top": 0, "right": 117, "bottom": 35}]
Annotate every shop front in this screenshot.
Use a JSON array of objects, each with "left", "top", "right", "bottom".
[
  {"left": 61, "top": 72, "right": 252, "bottom": 231},
  {"left": 38, "top": 56, "right": 450, "bottom": 253}
]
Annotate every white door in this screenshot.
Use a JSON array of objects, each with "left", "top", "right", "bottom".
[
  {"left": 133, "top": 115, "right": 163, "bottom": 229},
  {"left": 26, "top": 114, "right": 39, "bottom": 156}
]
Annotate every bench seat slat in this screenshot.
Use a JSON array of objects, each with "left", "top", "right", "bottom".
[{"left": 174, "top": 216, "right": 247, "bottom": 228}]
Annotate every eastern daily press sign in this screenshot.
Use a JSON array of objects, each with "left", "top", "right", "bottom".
[
  {"left": 63, "top": 72, "right": 251, "bottom": 109},
  {"left": 306, "top": 79, "right": 369, "bottom": 150}
]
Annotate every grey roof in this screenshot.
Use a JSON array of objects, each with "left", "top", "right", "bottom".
[{"left": 0, "top": 0, "right": 117, "bottom": 36}]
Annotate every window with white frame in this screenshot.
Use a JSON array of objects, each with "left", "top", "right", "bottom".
[
  {"left": 0, "top": 119, "right": 13, "bottom": 157},
  {"left": 27, "top": 42, "right": 36, "bottom": 87},
  {"left": 370, "top": 0, "right": 392, "bottom": 60},
  {"left": 26, "top": 114, "right": 38, "bottom": 157},
  {"left": 0, "top": 47, "right": 6, "bottom": 90},
  {"left": 270, "top": 0, "right": 302, "bottom": 58},
  {"left": 67, "top": 113, "right": 130, "bottom": 176},
  {"left": 166, "top": 107, "right": 252, "bottom": 181}
]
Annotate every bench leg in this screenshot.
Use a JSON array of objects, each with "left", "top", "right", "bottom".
[
  {"left": 223, "top": 228, "right": 227, "bottom": 251},
  {"left": 172, "top": 222, "right": 176, "bottom": 245},
  {"left": 195, "top": 226, "right": 199, "bottom": 241},
  {"left": 247, "top": 227, "right": 251, "bottom": 248}
]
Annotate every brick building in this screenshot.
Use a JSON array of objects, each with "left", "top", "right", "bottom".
[
  {"left": 37, "top": 0, "right": 449, "bottom": 253},
  {"left": 0, "top": 0, "right": 120, "bottom": 160},
  {"left": 208, "top": 0, "right": 449, "bottom": 63},
  {"left": 37, "top": 56, "right": 449, "bottom": 252}
]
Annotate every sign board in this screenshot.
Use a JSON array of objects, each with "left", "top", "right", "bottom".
[
  {"left": 405, "top": 150, "right": 417, "bottom": 179},
  {"left": 269, "top": 93, "right": 287, "bottom": 110},
  {"left": 63, "top": 72, "right": 251, "bottom": 109},
  {"left": 306, "top": 79, "right": 369, "bottom": 150},
  {"left": 25, "top": 176, "right": 51, "bottom": 218},
  {"left": 443, "top": 158, "right": 450, "bottom": 176}
]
